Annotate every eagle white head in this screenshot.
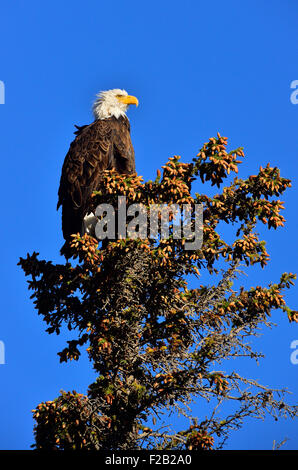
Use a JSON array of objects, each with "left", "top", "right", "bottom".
[{"left": 92, "top": 89, "right": 139, "bottom": 120}]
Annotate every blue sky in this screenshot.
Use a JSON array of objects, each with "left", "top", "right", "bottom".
[{"left": 0, "top": 0, "right": 298, "bottom": 450}]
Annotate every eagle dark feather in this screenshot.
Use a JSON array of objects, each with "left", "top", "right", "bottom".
[{"left": 57, "top": 115, "right": 135, "bottom": 258}]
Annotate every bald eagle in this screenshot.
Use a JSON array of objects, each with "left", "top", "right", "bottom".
[{"left": 57, "top": 89, "right": 139, "bottom": 258}]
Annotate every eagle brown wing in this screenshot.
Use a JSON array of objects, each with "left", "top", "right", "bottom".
[
  {"left": 110, "top": 116, "right": 135, "bottom": 174},
  {"left": 57, "top": 115, "right": 135, "bottom": 257}
]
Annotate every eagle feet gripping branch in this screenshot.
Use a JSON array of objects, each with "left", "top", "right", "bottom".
[{"left": 57, "top": 89, "right": 138, "bottom": 258}]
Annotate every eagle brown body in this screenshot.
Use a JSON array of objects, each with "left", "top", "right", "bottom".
[{"left": 57, "top": 115, "right": 135, "bottom": 257}]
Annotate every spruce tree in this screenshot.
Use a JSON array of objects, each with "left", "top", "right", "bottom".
[{"left": 19, "top": 133, "right": 298, "bottom": 450}]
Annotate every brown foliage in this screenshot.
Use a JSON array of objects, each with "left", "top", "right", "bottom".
[{"left": 19, "top": 134, "right": 297, "bottom": 450}]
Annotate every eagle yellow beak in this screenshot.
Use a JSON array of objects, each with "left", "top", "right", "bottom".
[{"left": 117, "top": 95, "right": 139, "bottom": 107}]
